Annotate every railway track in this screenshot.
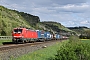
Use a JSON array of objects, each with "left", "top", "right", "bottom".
[
  {"left": 0, "top": 42, "right": 43, "bottom": 51},
  {"left": 0, "top": 39, "right": 66, "bottom": 60},
  {"left": 0, "top": 40, "right": 62, "bottom": 51}
]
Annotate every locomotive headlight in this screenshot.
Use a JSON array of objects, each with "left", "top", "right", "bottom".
[{"left": 18, "top": 32, "right": 21, "bottom": 34}]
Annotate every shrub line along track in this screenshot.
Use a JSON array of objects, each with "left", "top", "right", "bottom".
[{"left": 0, "top": 40, "right": 63, "bottom": 52}]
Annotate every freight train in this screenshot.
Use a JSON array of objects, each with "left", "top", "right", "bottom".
[{"left": 12, "top": 27, "right": 65, "bottom": 43}]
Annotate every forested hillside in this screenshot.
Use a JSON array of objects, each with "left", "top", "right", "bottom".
[
  {"left": 0, "top": 5, "right": 40, "bottom": 36},
  {"left": 0, "top": 5, "right": 73, "bottom": 36},
  {"left": 67, "top": 26, "right": 90, "bottom": 39}
]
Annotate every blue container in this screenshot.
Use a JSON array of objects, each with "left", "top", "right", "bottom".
[
  {"left": 36, "top": 30, "right": 45, "bottom": 41},
  {"left": 56, "top": 34, "right": 60, "bottom": 39},
  {"left": 44, "top": 32, "right": 51, "bottom": 40},
  {"left": 36, "top": 30, "right": 41, "bottom": 38}
]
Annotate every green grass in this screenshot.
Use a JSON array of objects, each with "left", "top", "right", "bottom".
[
  {"left": 9, "top": 39, "right": 90, "bottom": 60},
  {"left": 0, "top": 39, "right": 12, "bottom": 45},
  {"left": 81, "top": 39, "right": 90, "bottom": 44},
  {"left": 12, "top": 39, "right": 90, "bottom": 60},
  {"left": 11, "top": 41, "right": 68, "bottom": 60}
]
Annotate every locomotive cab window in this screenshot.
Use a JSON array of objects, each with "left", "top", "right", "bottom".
[{"left": 14, "top": 29, "right": 22, "bottom": 33}]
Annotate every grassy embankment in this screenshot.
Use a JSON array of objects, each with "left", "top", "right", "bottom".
[
  {"left": 0, "top": 40, "right": 12, "bottom": 45},
  {"left": 81, "top": 39, "right": 90, "bottom": 44},
  {"left": 11, "top": 39, "right": 90, "bottom": 60},
  {"left": 10, "top": 40, "right": 68, "bottom": 60}
]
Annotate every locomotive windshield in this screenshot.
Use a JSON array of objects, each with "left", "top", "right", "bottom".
[{"left": 14, "top": 29, "right": 22, "bottom": 33}]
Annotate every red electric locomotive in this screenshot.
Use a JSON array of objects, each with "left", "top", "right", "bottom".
[{"left": 12, "top": 28, "right": 38, "bottom": 43}]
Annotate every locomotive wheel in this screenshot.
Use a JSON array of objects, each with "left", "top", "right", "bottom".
[{"left": 22, "top": 40, "right": 25, "bottom": 43}]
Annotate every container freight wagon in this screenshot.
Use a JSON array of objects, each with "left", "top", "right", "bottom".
[
  {"left": 36, "top": 30, "right": 45, "bottom": 42},
  {"left": 51, "top": 34, "right": 60, "bottom": 40},
  {"left": 55, "top": 34, "right": 60, "bottom": 40},
  {"left": 12, "top": 28, "right": 38, "bottom": 43},
  {"left": 44, "top": 32, "right": 52, "bottom": 41}
]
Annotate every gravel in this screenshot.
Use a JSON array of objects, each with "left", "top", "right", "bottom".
[{"left": 0, "top": 40, "right": 61, "bottom": 60}]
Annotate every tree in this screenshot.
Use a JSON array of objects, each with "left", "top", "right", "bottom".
[{"left": 1, "top": 30, "right": 6, "bottom": 36}]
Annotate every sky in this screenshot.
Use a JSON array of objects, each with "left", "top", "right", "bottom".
[{"left": 0, "top": 0, "right": 90, "bottom": 28}]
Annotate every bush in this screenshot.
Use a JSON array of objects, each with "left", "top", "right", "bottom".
[
  {"left": 69, "top": 35, "right": 79, "bottom": 43},
  {"left": 52, "top": 36, "right": 90, "bottom": 60}
]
